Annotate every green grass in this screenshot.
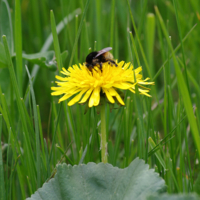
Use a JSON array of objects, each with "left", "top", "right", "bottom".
[{"left": 0, "top": 0, "right": 200, "bottom": 199}]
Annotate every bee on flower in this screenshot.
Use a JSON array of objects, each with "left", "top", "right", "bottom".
[{"left": 51, "top": 47, "right": 154, "bottom": 108}]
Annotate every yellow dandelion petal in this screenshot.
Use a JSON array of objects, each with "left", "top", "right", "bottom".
[
  {"left": 107, "top": 87, "right": 125, "bottom": 105},
  {"left": 114, "top": 93, "right": 125, "bottom": 106},
  {"left": 135, "top": 74, "right": 143, "bottom": 80},
  {"left": 51, "top": 86, "right": 64, "bottom": 91},
  {"left": 58, "top": 93, "right": 73, "bottom": 103},
  {"left": 129, "top": 88, "right": 136, "bottom": 93},
  {"left": 143, "top": 77, "right": 150, "bottom": 81},
  {"left": 61, "top": 67, "right": 70, "bottom": 76},
  {"left": 138, "top": 80, "right": 155, "bottom": 85},
  {"left": 65, "top": 87, "right": 82, "bottom": 95},
  {"left": 88, "top": 97, "right": 94, "bottom": 107},
  {"left": 89, "top": 87, "right": 100, "bottom": 107},
  {"left": 103, "top": 88, "right": 115, "bottom": 104},
  {"left": 123, "top": 62, "right": 131, "bottom": 70},
  {"left": 139, "top": 90, "right": 152, "bottom": 97},
  {"left": 112, "top": 82, "right": 134, "bottom": 90},
  {"left": 137, "top": 85, "right": 153, "bottom": 91},
  {"left": 51, "top": 90, "right": 66, "bottom": 96},
  {"left": 106, "top": 87, "right": 116, "bottom": 96},
  {"left": 79, "top": 88, "right": 93, "bottom": 104},
  {"left": 68, "top": 88, "right": 88, "bottom": 106},
  {"left": 55, "top": 75, "right": 68, "bottom": 81},
  {"left": 68, "top": 66, "right": 74, "bottom": 72},
  {"left": 134, "top": 66, "right": 142, "bottom": 74}
]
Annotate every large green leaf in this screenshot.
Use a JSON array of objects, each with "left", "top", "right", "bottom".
[
  {"left": 26, "top": 158, "right": 166, "bottom": 200},
  {"left": 147, "top": 194, "right": 200, "bottom": 200}
]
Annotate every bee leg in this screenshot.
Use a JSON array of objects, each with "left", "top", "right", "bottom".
[
  {"left": 99, "top": 63, "right": 102, "bottom": 71},
  {"left": 85, "top": 64, "right": 94, "bottom": 75},
  {"left": 88, "top": 67, "right": 93, "bottom": 75},
  {"left": 108, "top": 59, "right": 118, "bottom": 67}
]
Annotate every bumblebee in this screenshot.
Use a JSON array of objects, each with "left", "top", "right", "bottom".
[{"left": 85, "top": 47, "right": 117, "bottom": 71}]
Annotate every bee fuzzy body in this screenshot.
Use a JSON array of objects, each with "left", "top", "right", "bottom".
[{"left": 85, "top": 47, "right": 117, "bottom": 71}]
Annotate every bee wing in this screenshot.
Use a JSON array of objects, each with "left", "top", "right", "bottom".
[{"left": 94, "top": 47, "right": 112, "bottom": 58}]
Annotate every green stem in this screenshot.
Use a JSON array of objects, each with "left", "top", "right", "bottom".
[{"left": 101, "top": 100, "right": 107, "bottom": 163}]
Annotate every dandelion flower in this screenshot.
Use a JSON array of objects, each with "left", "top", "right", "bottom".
[{"left": 51, "top": 61, "right": 154, "bottom": 107}]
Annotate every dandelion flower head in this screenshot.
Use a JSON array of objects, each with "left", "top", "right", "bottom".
[{"left": 51, "top": 61, "right": 154, "bottom": 107}]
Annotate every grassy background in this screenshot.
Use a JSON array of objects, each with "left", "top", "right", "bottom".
[{"left": 0, "top": 0, "right": 200, "bottom": 199}]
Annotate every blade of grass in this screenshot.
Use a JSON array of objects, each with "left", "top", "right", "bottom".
[
  {"left": 137, "top": 0, "right": 148, "bottom": 37},
  {"left": 44, "top": 138, "right": 50, "bottom": 178},
  {"left": 75, "top": 15, "right": 79, "bottom": 63},
  {"left": 176, "top": 101, "right": 184, "bottom": 192},
  {"left": 155, "top": 6, "right": 200, "bottom": 158},
  {"left": 95, "top": 0, "right": 102, "bottom": 50},
  {"left": 62, "top": 102, "right": 74, "bottom": 162},
  {"left": 145, "top": 13, "right": 155, "bottom": 76},
  {"left": 153, "top": 23, "right": 197, "bottom": 81},
  {"left": 114, "top": 21, "right": 119, "bottom": 59},
  {"left": 126, "top": 0, "right": 151, "bottom": 79},
  {"left": 148, "top": 115, "right": 186, "bottom": 156},
  {"left": 2, "top": 35, "right": 36, "bottom": 188},
  {"left": 0, "top": 88, "right": 16, "bottom": 140},
  {"left": 69, "top": 0, "right": 91, "bottom": 67},
  {"left": 37, "top": 105, "right": 47, "bottom": 171},
  {"left": 124, "top": 97, "right": 131, "bottom": 165},
  {"left": 156, "top": 17, "right": 165, "bottom": 63},
  {"left": 30, "top": 0, "right": 42, "bottom": 48},
  {"left": 187, "top": 70, "right": 200, "bottom": 98},
  {"left": 129, "top": 32, "right": 141, "bottom": 66},
  {"left": 50, "top": 10, "right": 62, "bottom": 72},
  {"left": 135, "top": 86, "right": 145, "bottom": 159},
  {"left": 0, "top": 93, "right": 26, "bottom": 199},
  {"left": 79, "top": 0, "right": 90, "bottom": 59},
  {"left": 177, "top": 55, "right": 200, "bottom": 98},
  {"left": 79, "top": 134, "right": 93, "bottom": 164},
  {"left": 52, "top": 101, "right": 64, "bottom": 148},
  {"left": 42, "top": 9, "right": 81, "bottom": 53},
  {"left": 0, "top": 115, "right": 6, "bottom": 200},
  {"left": 172, "top": 0, "right": 189, "bottom": 92},
  {"left": 0, "top": 0, "right": 14, "bottom": 54},
  {"left": 176, "top": 56, "right": 195, "bottom": 191},
  {"left": 49, "top": 103, "right": 62, "bottom": 163},
  {"left": 15, "top": 0, "right": 23, "bottom": 95},
  {"left": 59, "top": 0, "right": 72, "bottom": 51},
  {"left": 25, "top": 65, "right": 41, "bottom": 189},
  {"left": 109, "top": 0, "right": 116, "bottom": 48},
  {"left": 148, "top": 137, "right": 166, "bottom": 170},
  {"left": 65, "top": 101, "right": 78, "bottom": 162},
  {"left": 112, "top": 108, "right": 127, "bottom": 165},
  {"left": 30, "top": 8, "right": 81, "bottom": 83},
  {"left": 149, "top": 137, "right": 180, "bottom": 192},
  {"left": 56, "top": 144, "right": 73, "bottom": 165}
]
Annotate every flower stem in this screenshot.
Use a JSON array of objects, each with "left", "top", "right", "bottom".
[{"left": 101, "top": 99, "right": 108, "bottom": 163}]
